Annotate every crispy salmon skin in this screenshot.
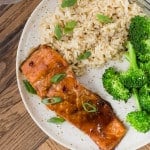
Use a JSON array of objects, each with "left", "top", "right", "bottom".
[{"left": 21, "top": 45, "right": 126, "bottom": 150}]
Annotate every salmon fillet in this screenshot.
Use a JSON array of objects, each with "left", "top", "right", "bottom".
[{"left": 21, "top": 45, "right": 126, "bottom": 150}]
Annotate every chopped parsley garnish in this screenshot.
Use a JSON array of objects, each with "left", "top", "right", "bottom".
[
  {"left": 96, "top": 14, "right": 112, "bottom": 24},
  {"left": 50, "top": 73, "right": 66, "bottom": 83},
  {"left": 47, "top": 117, "right": 65, "bottom": 124},
  {"left": 23, "top": 80, "right": 37, "bottom": 94},
  {"left": 42, "top": 97, "right": 62, "bottom": 105},
  {"left": 61, "top": 0, "right": 77, "bottom": 8},
  {"left": 77, "top": 51, "right": 91, "bottom": 60},
  {"left": 54, "top": 24, "right": 63, "bottom": 40}
]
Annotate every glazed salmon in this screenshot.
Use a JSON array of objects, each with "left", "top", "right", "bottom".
[{"left": 21, "top": 45, "right": 126, "bottom": 150}]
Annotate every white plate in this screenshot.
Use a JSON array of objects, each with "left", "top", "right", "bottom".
[{"left": 16, "top": 0, "right": 150, "bottom": 149}]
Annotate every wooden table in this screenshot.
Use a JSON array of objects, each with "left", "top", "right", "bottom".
[{"left": 0, "top": 0, "right": 149, "bottom": 150}]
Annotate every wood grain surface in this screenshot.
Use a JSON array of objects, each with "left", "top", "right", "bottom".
[{"left": 0, "top": 0, "right": 149, "bottom": 150}]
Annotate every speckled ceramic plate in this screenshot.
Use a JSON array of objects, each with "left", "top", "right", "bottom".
[{"left": 16, "top": 0, "right": 150, "bottom": 150}]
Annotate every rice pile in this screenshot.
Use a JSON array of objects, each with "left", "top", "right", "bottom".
[{"left": 40, "top": 0, "right": 142, "bottom": 75}]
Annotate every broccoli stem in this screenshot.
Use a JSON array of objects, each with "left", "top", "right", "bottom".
[
  {"left": 127, "top": 42, "right": 138, "bottom": 70},
  {"left": 126, "top": 42, "right": 148, "bottom": 112},
  {"left": 133, "top": 88, "right": 142, "bottom": 111}
]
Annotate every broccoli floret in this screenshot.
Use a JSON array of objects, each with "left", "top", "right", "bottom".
[
  {"left": 140, "top": 39, "right": 150, "bottom": 54},
  {"left": 120, "top": 69, "right": 147, "bottom": 89},
  {"left": 138, "top": 39, "right": 150, "bottom": 62},
  {"left": 138, "top": 54, "right": 150, "bottom": 62},
  {"left": 129, "top": 15, "right": 150, "bottom": 53},
  {"left": 129, "top": 15, "right": 150, "bottom": 64},
  {"left": 126, "top": 111, "right": 150, "bottom": 133},
  {"left": 126, "top": 88, "right": 150, "bottom": 133},
  {"left": 139, "top": 61, "right": 150, "bottom": 78},
  {"left": 102, "top": 67, "right": 131, "bottom": 101},
  {"left": 120, "top": 42, "right": 147, "bottom": 89},
  {"left": 139, "top": 84, "right": 150, "bottom": 113},
  {"left": 102, "top": 42, "right": 147, "bottom": 101}
]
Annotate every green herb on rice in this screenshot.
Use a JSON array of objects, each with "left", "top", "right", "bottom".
[
  {"left": 61, "top": 0, "right": 77, "bottom": 8},
  {"left": 64, "top": 21, "right": 77, "bottom": 34}
]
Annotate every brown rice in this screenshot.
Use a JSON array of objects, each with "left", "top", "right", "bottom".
[{"left": 40, "top": 0, "right": 142, "bottom": 75}]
